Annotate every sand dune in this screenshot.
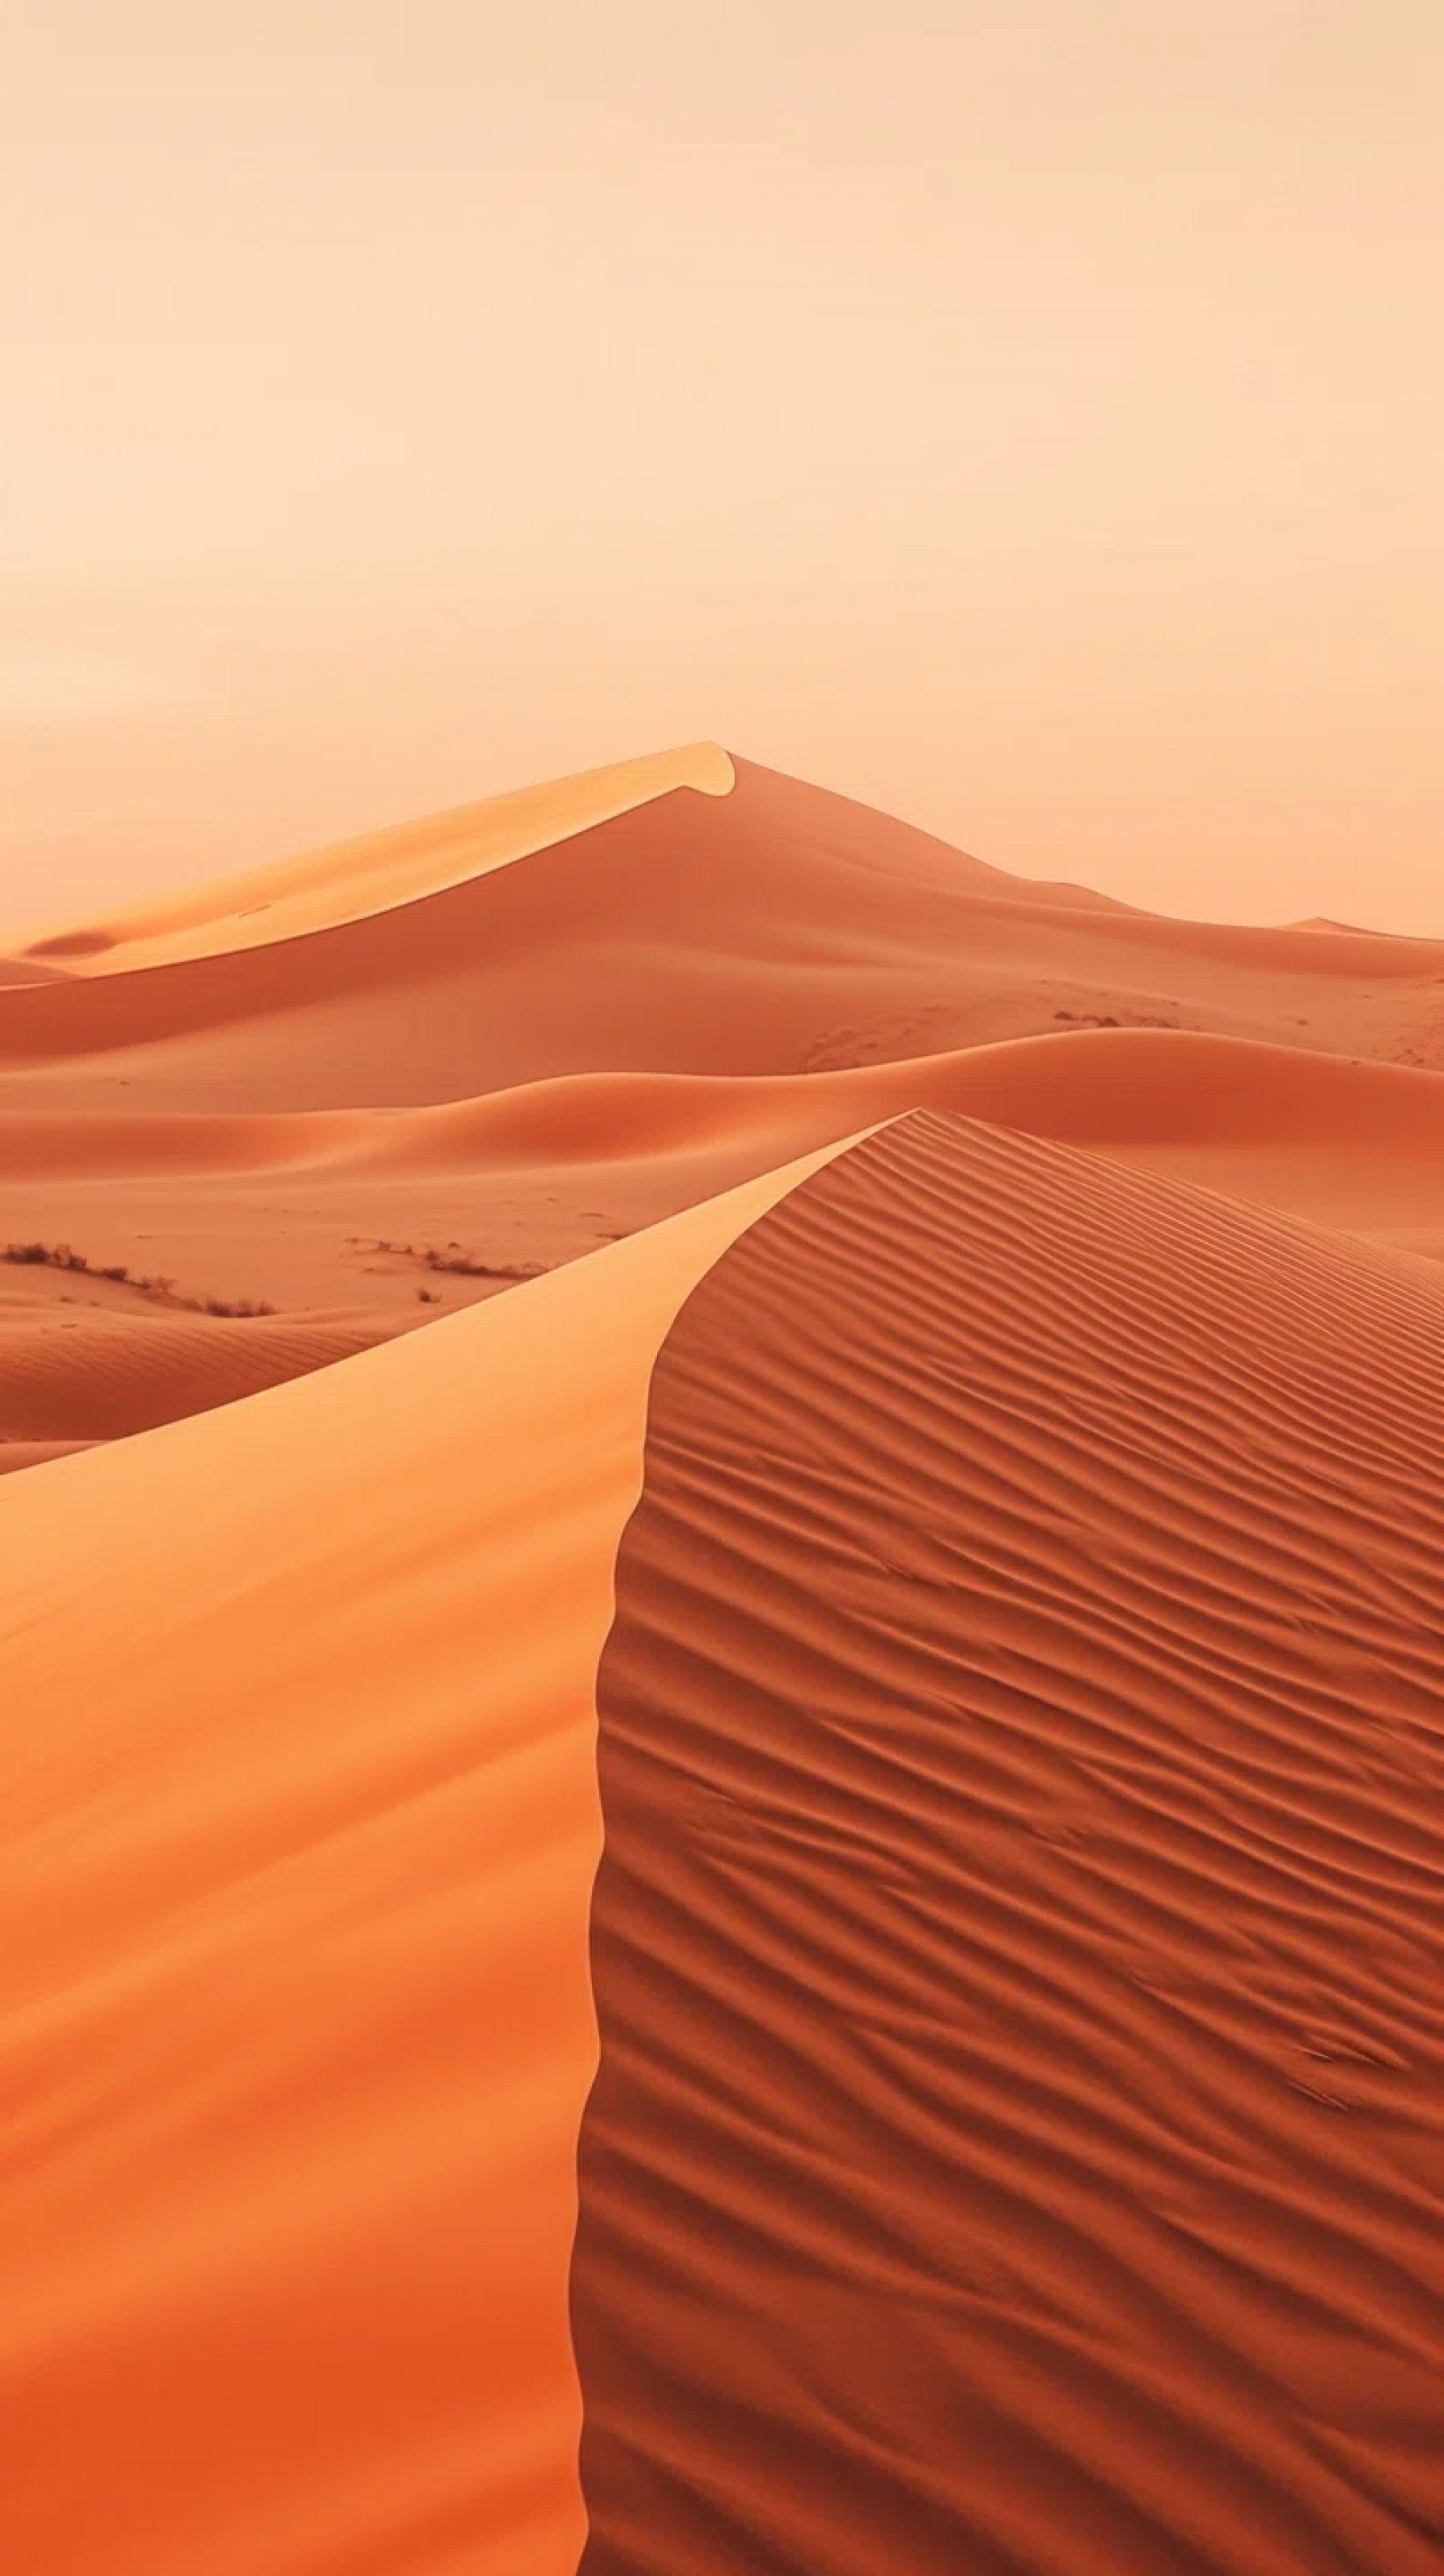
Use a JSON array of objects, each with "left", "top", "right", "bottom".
[
  {"left": 10, "top": 1026, "right": 1441, "bottom": 1185},
  {"left": 11, "top": 744, "right": 737, "bottom": 973},
  {"left": 348, "top": 1023, "right": 1444, "bottom": 1168},
  {"left": 3, "top": 756, "right": 1440, "bottom": 1115},
  {"left": 2, "top": 744, "right": 1441, "bottom": 1465},
  {"left": 2, "top": 739, "right": 1442, "bottom": 2572},
  {"left": 0, "top": 953, "right": 75, "bottom": 988},
  {"left": 344, "top": 1026, "right": 1444, "bottom": 1218},
  {"left": 0, "top": 1107, "right": 370, "bottom": 1178},
  {"left": 0, "top": 1144, "right": 844, "bottom": 2576},
  {"left": 578, "top": 1110, "right": 1444, "bottom": 2574}
]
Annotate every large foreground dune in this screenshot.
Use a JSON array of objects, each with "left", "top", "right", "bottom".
[
  {"left": 2, "top": 747, "right": 1442, "bottom": 2571},
  {"left": 2, "top": 1111, "right": 1441, "bottom": 2572},
  {"left": 0, "top": 1144, "right": 846, "bottom": 2574}
]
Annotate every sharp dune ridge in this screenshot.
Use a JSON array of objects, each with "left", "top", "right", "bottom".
[
  {"left": 4, "top": 742, "right": 739, "bottom": 972},
  {"left": 1, "top": 743, "right": 1442, "bottom": 2574}
]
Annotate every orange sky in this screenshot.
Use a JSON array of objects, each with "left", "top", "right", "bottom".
[{"left": 3, "top": 1, "right": 1442, "bottom": 938}]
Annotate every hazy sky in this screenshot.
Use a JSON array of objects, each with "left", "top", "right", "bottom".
[{"left": 4, "top": 1, "right": 1442, "bottom": 936}]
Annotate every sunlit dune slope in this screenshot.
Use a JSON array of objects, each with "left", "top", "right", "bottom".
[
  {"left": 577, "top": 1109, "right": 1444, "bottom": 2575},
  {"left": 7, "top": 1027, "right": 1440, "bottom": 1181},
  {"left": 0, "top": 1142, "right": 846, "bottom": 2576},
  {"left": 11, "top": 743, "right": 736, "bottom": 972},
  {"left": 2, "top": 754, "right": 1439, "bottom": 1108}
]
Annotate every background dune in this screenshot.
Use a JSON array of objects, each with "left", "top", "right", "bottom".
[
  {"left": 3, "top": 756, "right": 1442, "bottom": 1471},
  {"left": 12, "top": 745, "right": 736, "bottom": 975},
  {"left": 0, "top": 1303, "right": 386, "bottom": 1448}
]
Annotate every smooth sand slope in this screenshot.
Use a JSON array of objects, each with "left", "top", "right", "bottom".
[
  {"left": 578, "top": 1111, "right": 1444, "bottom": 2575},
  {"left": 0, "top": 1145, "right": 845, "bottom": 2576}
]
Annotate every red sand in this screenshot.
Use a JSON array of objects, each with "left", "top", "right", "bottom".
[
  {"left": 2, "top": 746, "right": 1442, "bottom": 2572},
  {"left": 578, "top": 1112, "right": 1444, "bottom": 2574},
  {"left": 0, "top": 1146, "right": 843, "bottom": 2574}
]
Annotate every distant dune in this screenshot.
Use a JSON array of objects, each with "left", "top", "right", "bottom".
[
  {"left": 10, "top": 742, "right": 736, "bottom": 976},
  {"left": 1, "top": 746, "right": 1441, "bottom": 2572},
  {"left": 3, "top": 754, "right": 1441, "bottom": 1114}
]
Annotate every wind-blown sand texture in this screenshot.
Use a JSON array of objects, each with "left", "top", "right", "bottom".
[
  {"left": 2, "top": 747, "right": 1442, "bottom": 2571},
  {"left": 578, "top": 1112, "right": 1444, "bottom": 2574}
]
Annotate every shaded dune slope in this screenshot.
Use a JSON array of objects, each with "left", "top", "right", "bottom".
[
  {"left": 574, "top": 1111, "right": 1444, "bottom": 2576},
  {"left": 12, "top": 744, "right": 736, "bottom": 975},
  {"left": 0, "top": 1148, "right": 844, "bottom": 2576}
]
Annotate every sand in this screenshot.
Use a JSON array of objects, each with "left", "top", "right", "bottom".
[
  {"left": 0, "top": 1144, "right": 846, "bottom": 2575},
  {"left": 2, "top": 746, "right": 1441, "bottom": 2572},
  {"left": 3, "top": 1020, "right": 1441, "bottom": 1458},
  {"left": 3, "top": 751, "right": 1443, "bottom": 1468},
  {"left": 578, "top": 1111, "right": 1444, "bottom": 2574}
]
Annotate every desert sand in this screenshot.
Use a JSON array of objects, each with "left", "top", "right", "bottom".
[
  {"left": 2, "top": 749, "right": 1441, "bottom": 2572},
  {"left": 3, "top": 750, "right": 1442, "bottom": 1459}
]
